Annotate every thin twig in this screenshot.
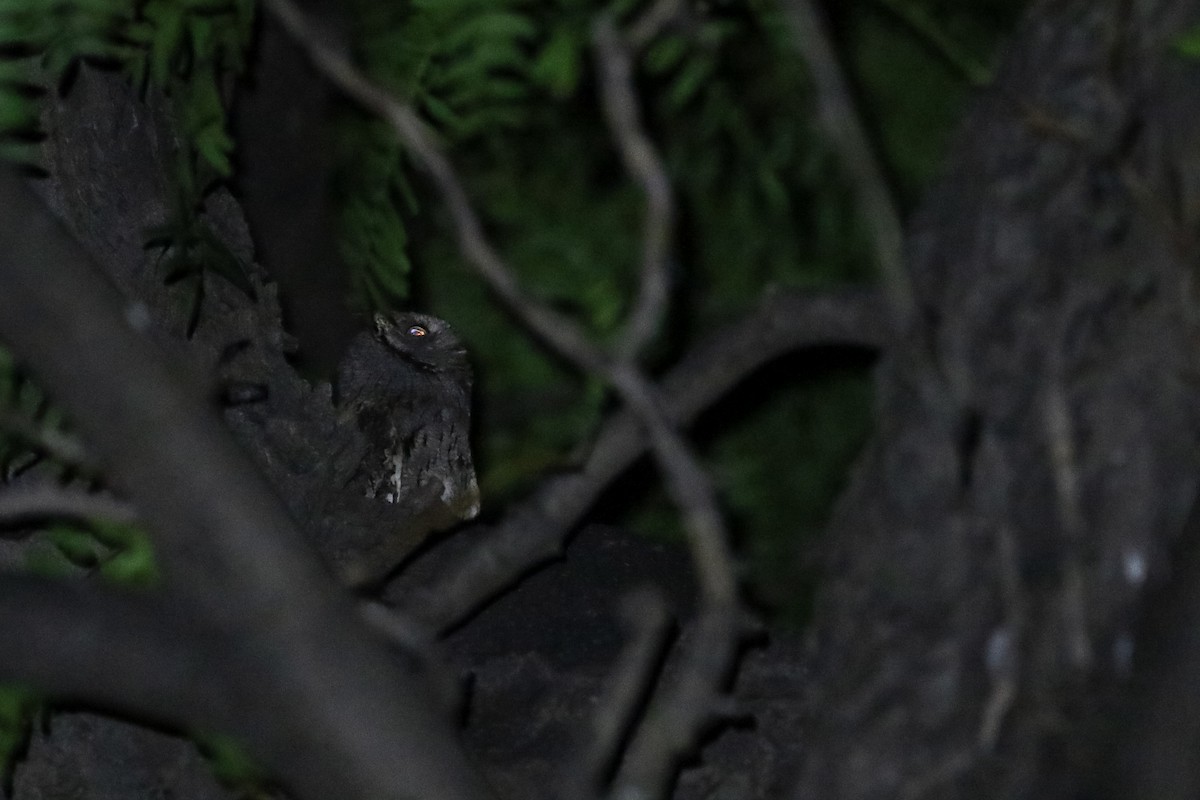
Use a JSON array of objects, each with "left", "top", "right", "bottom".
[
  {"left": 874, "top": 0, "right": 992, "bottom": 88},
  {"left": 0, "top": 484, "right": 138, "bottom": 529},
  {"left": 626, "top": 0, "right": 684, "bottom": 50},
  {"left": 593, "top": 17, "right": 675, "bottom": 360},
  {"left": 612, "top": 605, "right": 740, "bottom": 797},
  {"left": 779, "top": 0, "right": 916, "bottom": 327},
  {"left": 979, "top": 524, "right": 1021, "bottom": 750},
  {"left": 608, "top": 362, "right": 736, "bottom": 605},
  {"left": 566, "top": 588, "right": 673, "bottom": 799}
]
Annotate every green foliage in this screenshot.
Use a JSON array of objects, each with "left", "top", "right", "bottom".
[
  {"left": 194, "top": 732, "right": 272, "bottom": 797},
  {"left": 0, "top": 346, "right": 160, "bottom": 585},
  {"left": 1173, "top": 23, "right": 1200, "bottom": 58},
  {"left": 146, "top": 147, "right": 254, "bottom": 334},
  {"left": 424, "top": 1, "right": 877, "bottom": 504},
  {"left": 0, "top": 348, "right": 71, "bottom": 481},
  {"left": 0, "top": 0, "right": 255, "bottom": 320},
  {"left": 0, "top": 684, "right": 39, "bottom": 784},
  {"left": 853, "top": 0, "right": 1019, "bottom": 204},
  {"left": 334, "top": 0, "right": 542, "bottom": 308},
  {"left": 0, "top": 0, "right": 253, "bottom": 172},
  {"left": 44, "top": 520, "right": 160, "bottom": 584},
  {"left": 872, "top": 0, "right": 993, "bottom": 88}
]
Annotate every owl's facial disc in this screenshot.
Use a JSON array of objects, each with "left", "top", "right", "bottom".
[{"left": 373, "top": 311, "right": 468, "bottom": 374}]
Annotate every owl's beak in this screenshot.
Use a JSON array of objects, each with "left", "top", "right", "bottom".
[{"left": 372, "top": 313, "right": 388, "bottom": 335}]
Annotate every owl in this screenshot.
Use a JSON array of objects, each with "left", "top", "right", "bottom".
[{"left": 337, "top": 311, "right": 480, "bottom": 521}]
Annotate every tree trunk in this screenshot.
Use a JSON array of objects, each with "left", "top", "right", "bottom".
[{"left": 795, "top": 1, "right": 1200, "bottom": 797}]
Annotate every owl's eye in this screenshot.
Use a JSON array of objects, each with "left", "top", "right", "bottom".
[{"left": 407, "top": 325, "right": 428, "bottom": 337}]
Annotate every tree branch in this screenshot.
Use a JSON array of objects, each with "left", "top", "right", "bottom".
[
  {"left": 592, "top": 17, "right": 675, "bottom": 360},
  {"left": 779, "top": 0, "right": 916, "bottom": 327},
  {"left": 565, "top": 588, "right": 673, "bottom": 799},
  {"left": 0, "top": 574, "right": 232, "bottom": 726}
]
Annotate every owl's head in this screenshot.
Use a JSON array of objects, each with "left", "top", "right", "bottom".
[{"left": 373, "top": 311, "right": 469, "bottom": 374}]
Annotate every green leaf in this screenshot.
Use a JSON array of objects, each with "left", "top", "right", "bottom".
[
  {"left": 1175, "top": 24, "right": 1200, "bottom": 58},
  {"left": 197, "top": 226, "right": 254, "bottom": 297},
  {"left": 0, "top": 92, "right": 37, "bottom": 132},
  {"left": 193, "top": 121, "right": 233, "bottom": 175},
  {"left": 194, "top": 732, "right": 268, "bottom": 788},
  {"left": 0, "top": 138, "right": 39, "bottom": 166},
  {"left": 666, "top": 53, "right": 715, "bottom": 110},
  {"left": 531, "top": 26, "right": 581, "bottom": 97},
  {"left": 147, "top": 6, "right": 185, "bottom": 83},
  {"left": 0, "top": 683, "right": 38, "bottom": 781},
  {"left": 644, "top": 34, "right": 688, "bottom": 75},
  {"left": 421, "top": 93, "right": 465, "bottom": 130},
  {"left": 48, "top": 524, "right": 103, "bottom": 567},
  {"left": 440, "top": 12, "right": 537, "bottom": 51}
]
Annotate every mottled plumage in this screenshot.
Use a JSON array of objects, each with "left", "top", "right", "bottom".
[{"left": 337, "top": 311, "right": 479, "bottom": 521}]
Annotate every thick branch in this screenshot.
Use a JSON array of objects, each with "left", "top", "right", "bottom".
[
  {"left": 0, "top": 167, "right": 492, "bottom": 800},
  {"left": 0, "top": 575, "right": 231, "bottom": 725}
]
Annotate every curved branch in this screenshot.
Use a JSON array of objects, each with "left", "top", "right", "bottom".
[
  {"left": 593, "top": 17, "right": 675, "bottom": 360},
  {"left": 780, "top": 0, "right": 916, "bottom": 327},
  {"left": 0, "top": 575, "right": 231, "bottom": 725}
]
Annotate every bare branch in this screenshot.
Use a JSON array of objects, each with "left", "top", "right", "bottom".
[
  {"left": 626, "top": 0, "right": 684, "bottom": 50},
  {"left": 0, "top": 574, "right": 232, "bottom": 727},
  {"left": 0, "top": 484, "right": 138, "bottom": 530},
  {"left": 566, "top": 588, "right": 673, "bottom": 799},
  {"left": 614, "top": 606, "right": 740, "bottom": 797},
  {"left": 778, "top": 0, "right": 916, "bottom": 327},
  {"left": 607, "top": 361, "right": 736, "bottom": 604},
  {"left": 593, "top": 17, "right": 675, "bottom": 360}
]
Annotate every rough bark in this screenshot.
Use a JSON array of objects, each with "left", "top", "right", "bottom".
[{"left": 794, "top": 1, "right": 1200, "bottom": 797}]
